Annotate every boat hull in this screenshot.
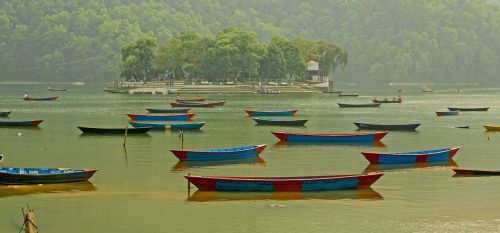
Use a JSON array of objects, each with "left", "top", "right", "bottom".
[
  {"left": 0, "top": 120, "right": 43, "bottom": 126},
  {"left": 338, "top": 103, "right": 381, "bottom": 108},
  {"left": 372, "top": 99, "right": 402, "bottom": 103},
  {"left": 253, "top": 117, "right": 307, "bottom": 126},
  {"left": 362, "top": 147, "right": 460, "bottom": 164},
  {"left": 245, "top": 109, "right": 298, "bottom": 117},
  {"left": 176, "top": 98, "right": 207, "bottom": 102},
  {"left": 129, "top": 121, "right": 205, "bottom": 130},
  {"left": 436, "top": 111, "right": 459, "bottom": 116},
  {"left": 78, "top": 126, "right": 151, "bottom": 134},
  {"left": 354, "top": 122, "right": 420, "bottom": 130},
  {"left": 22, "top": 96, "right": 59, "bottom": 101},
  {"left": 185, "top": 173, "right": 383, "bottom": 191},
  {"left": 127, "top": 113, "right": 195, "bottom": 121},
  {"left": 0, "top": 111, "right": 12, "bottom": 117},
  {"left": 272, "top": 131, "right": 388, "bottom": 142},
  {"left": 171, "top": 144, "right": 267, "bottom": 161},
  {"left": 0, "top": 168, "right": 97, "bottom": 184},
  {"left": 171, "top": 102, "right": 214, "bottom": 108},
  {"left": 146, "top": 108, "right": 191, "bottom": 113},
  {"left": 448, "top": 107, "right": 489, "bottom": 112},
  {"left": 453, "top": 168, "right": 500, "bottom": 176},
  {"left": 483, "top": 125, "right": 500, "bottom": 131}
]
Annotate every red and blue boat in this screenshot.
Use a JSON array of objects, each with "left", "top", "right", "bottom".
[
  {"left": 0, "top": 167, "right": 97, "bottom": 184},
  {"left": 171, "top": 102, "right": 215, "bottom": 108},
  {"left": 0, "top": 111, "right": 12, "bottom": 117},
  {"left": 146, "top": 108, "right": 190, "bottom": 113},
  {"left": 0, "top": 120, "right": 43, "bottom": 126},
  {"left": 127, "top": 113, "right": 195, "bottom": 121},
  {"left": 272, "top": 131, "right": 388, "bottom": 142},
  {"left": 22, "top": 96, "right": 59, "bottom": 101},
  {"left": 171, "top": 144, "right": 267, "bottom": 161},
  {"left": 245, "top": 109, "right": 298, "bottom": 117},
  {"left": 129, "top": 121, "right": 205, "bottom": 130},
  {"left": 253, "top": 117, "right": 307, "bottom": 126},
  {"left": 354, "top": 122, "right": 420, "bottom": 130},
  {"left": 361, "top": 147, "right": 460, "bottom": 164},
  {"left": 185, "top": 172, "right": 383, "bottom": 191}
]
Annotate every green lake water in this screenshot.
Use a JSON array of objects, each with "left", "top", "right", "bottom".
[{"left": 1, "top": 83, "right": 500, "bottom": 232}]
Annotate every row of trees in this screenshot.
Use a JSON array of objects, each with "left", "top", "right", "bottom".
[
  {"left": 119, "top": 28, "right": 348, "bottom": 82},
  {"left": 1, "top": 0, "right": 499, "bottom": 83}
]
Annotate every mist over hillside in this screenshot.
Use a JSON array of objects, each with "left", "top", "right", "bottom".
[{"left": 0, "top": 0, "right": 498, "bottom": 84}]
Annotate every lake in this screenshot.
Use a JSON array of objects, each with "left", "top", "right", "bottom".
[{"left": 1, "top": 83, "right": 500, "bottom": 232}]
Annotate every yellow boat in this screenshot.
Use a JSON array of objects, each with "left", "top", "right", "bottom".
[{"left": 484, "top": 125, "right": 500, "bottom": 131}]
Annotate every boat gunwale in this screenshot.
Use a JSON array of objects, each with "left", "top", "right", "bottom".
[{"left": 185, "top": 172, "right": 383, "bottom": 182}]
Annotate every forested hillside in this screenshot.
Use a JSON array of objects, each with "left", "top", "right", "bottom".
[{"left": 0, "top": 0, "right": 498, "bottom": 83}]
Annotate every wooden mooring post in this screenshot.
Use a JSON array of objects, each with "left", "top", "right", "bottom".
[{"left": 21, "top": 205, "right": 37, "bottom": 233}]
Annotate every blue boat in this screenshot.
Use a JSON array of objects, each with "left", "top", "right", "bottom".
[
  {"left": 129, "top": 121, "right": 205, "bottom": 130},
  {"left": 185, "top": 172, "right": 383, "bottom": 191},
  {"left": 127, "top": 113, "right": 195, "bottom": 121},
  {"left": 0, "top": 111, "right": 11, "bottom": 117},
  {"left": 0, "top": 167, "right": 97, "bottom": 184},
  {"left": 170, "top": 144, "right": 267, "bottom": 161},
  {"left": 272, "top": 131, "right": 388, "bottom": 143},
  {"left": 146, "top": 108, "right": 190, "bottom": 113},
  {"left": 354, "top": 122, "right": 420, "bottom": 130},
  {"left": 245, "top": 109, "right": 298, "bottom": 117},
  {"left": 362, "top": 147, "right": 460, "bottom": 164},
  {"left": 252, "top": 117, "right": 307, "bottom": 126},
  {"left": 436, "top": 111, "right": 459, "bottom": 116}
]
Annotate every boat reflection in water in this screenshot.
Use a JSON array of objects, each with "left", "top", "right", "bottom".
[
  {"left": 0, "top": 181, "right": 96, "bottom": 198},
  {"left": 187, "top": 188, "right": 383, "bottom": 202},
  {"left": 273, "top": 140, "right": 386, "bottom": 149},
  {"left": 171, "top": 156, "right": 266, "bottom": 172},
  {"left": 364, "top": 160, "right": 458, "bottom": 173}
]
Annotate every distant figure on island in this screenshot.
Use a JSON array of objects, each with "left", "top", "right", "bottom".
[{"left": 24, "top": 93, "right": 28, "bottom": 98}]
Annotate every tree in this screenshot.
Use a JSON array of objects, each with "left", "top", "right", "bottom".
[{"left": 119, "top": 36, "right": 157, "bottom": 81}]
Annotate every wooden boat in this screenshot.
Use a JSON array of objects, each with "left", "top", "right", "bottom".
[
  {"left": 483, "top": 125, "right": 500, "bottom": 131},
  {"left": 171, "top": 102, "right": 215, "bottom": 108},
  {"left": 22, "top": 96, "right": 59, "bottom": 101},
  {"left": 252, "top": 117, "right": 307, "bottom": 126},
  {"left": 0, "top": 167, "right": 97, "bottom": 184},
  {"left": 77, "top": 126, "right": 151, "bottom": 134},
  {"left": 0, "top": 120, "right": 43, "bottom": 126},
  {"left": 48, "top": 87, "right": 67, "bottom": 91},
  {"left": 0, "top": 111, "right": 12, "bottom": 117},
  {"left": 245, "top": 109, "right": 298, "bottom": 117},
  {"left": 436, "top": 110, "right": 459, "bottom": 116},
  {"left": 422, "top": 88, "right": 434, "bottom": 93},
  {"left": 185, "top": 172, "right": 383, "bottom": 191},
  {"left": 448, "top": 107, "right": 489, "bottom": 112},
  {"left": 372, "top": 99, "right": 402, "bottom": 103},
  {"left": 361, "top": 147, "right": 460, "bottom": 164},
  {"left": 272, "top": 131, "right": 388, "bottom": 142},
  {"left": 129, "top": 121, "right": 205, "bottom": 130},
  {"left": 171, "top": 144, "right": 267, "bottom": 161},
  {"left": 354, "top": 122, "right": 420, "bottom": 130},
  {"left": 176, "top": 97, "right": 207, "bottom": 102},
  {"left": 322, "top": 90, "right": 343, "bottom": 94},
  {"left": 338, "top": 103, "right": 381, "bottom": 108},
  {"left": 453, "top": 168, "right": 500, "bottom": 176},
  {"left": 104, "top": 88, "right": 128, "bottom": 93},
  {"left": 456, "top": 126, "right": 470, "bottom": 129},
  {"left": 126, "top": 113, "right": 195, "bottom": 121},
  {"left": 339, "top": 93, "right": 359, "bottom": 97},
  {"left": 212, "top": 101, "right": 226, "bottom": 106},
  {"left": 146, "top": 108, "right": 190, "bottom": 113}
]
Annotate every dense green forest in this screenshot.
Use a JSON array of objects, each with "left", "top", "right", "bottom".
[{"left": 0, "top": 0, "right": 499, "bottom": 83}]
